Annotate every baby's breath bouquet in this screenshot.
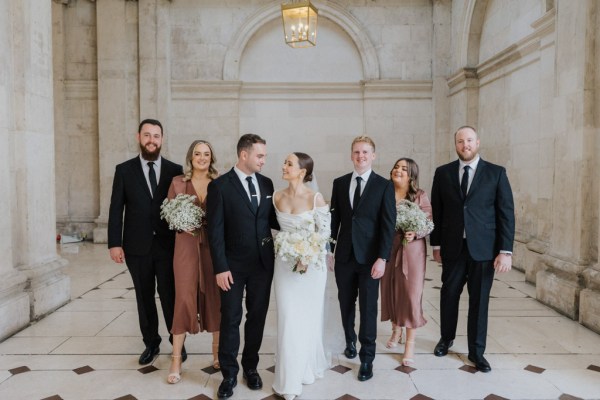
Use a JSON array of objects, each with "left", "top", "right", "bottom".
[
  {"left": 395, "top": 199, "right": 434, "bottom": 245},
  {"left": 274, "top": 219, "right": 332, "bottom": 274},
  {"left": 160, "top": 194, "right": 205, "bottom": 233}
]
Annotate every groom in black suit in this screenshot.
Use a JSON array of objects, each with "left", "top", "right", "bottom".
[
  {"left": 108, "top": 119, "right": 184, "bottom": 365},
  {"left": 330, "top": 136, "right": 396, "bottom": 381},
  {"left": 430, "top": 126, "right": 515, "bottom": 372},
  {"left": 207, "top": 133, "right": 279, "bottom": 399}
]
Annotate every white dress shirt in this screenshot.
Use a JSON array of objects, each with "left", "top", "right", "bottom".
[
  {"left": 234, "top": 166, "right": 261, "bottom": 206},
  {"left": 140, "top": 155, "right": 162, "bottom": 195},
  {"left": 350, "top": 169, "right": 372, "bottom": 208}
]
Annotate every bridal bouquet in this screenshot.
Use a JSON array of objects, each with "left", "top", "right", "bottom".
[
  {"left": 395, "top": 199, "right": 434, "bottom": 245},
  {"left": 160, "top": 194, "right": 205, "bottom": 233},
  {"left": 274, "top": 220, "right": 332, "bottom": 274}
]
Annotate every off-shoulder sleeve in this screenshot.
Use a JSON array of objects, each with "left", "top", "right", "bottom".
[{"left": 314, "top": 205, "right": 331, "bottom": 238}]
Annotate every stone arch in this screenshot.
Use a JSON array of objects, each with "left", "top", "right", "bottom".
[
  {"left": 223, "top": 1, "right": 379, "bottom": 81},
  {"left": 459, "top": 0, "right": 553, "bottom": 67}
]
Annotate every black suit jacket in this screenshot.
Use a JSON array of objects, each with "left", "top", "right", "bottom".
[
  {"left": 330, "top": 171, "right": 396, "bottom": 265},
  {"left": 430, "top": 158, "right": 515, "bottom": 261},
  {"left": 206, "top": 168, "right": 279, "bottom": 274},
  {"left": 107, "top": 156, "right": 183, "bottom": 256}
]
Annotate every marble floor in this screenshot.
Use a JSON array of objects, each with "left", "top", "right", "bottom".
[{"left": 1, "top": 243, "right": 599, "bottom": 400}]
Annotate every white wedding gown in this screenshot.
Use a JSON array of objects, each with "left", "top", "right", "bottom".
[{"left": 272, "top": 193, "right": 331, "bottom": 399}]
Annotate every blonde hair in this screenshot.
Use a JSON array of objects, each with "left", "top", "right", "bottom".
[
  {"left": 351, "top": 135, "right": 376, "bottom": 152},
  {"left": 183, "top": 140, "right": 218, "bottom": 181}
]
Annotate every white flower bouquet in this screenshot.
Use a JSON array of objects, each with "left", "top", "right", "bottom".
[
  {"left": 395, "top": 199, "right": 434, "bottom": 245},
  {"left": 274, "top": 219, "right": 332, "bottom": 274},
  {"left": 160, "top": 193, "right": 205, "bottom": 233}
]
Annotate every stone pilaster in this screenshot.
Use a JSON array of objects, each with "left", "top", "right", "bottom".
[
  {"left": 93, "top": 0, "right": 140, "bottom": 243},
  {"left": 7, "top": 0, "right": 69, "bottom": 332},
  {"left": 432, "top": 0, "right": 452, "bottom": 164},
  {"left": 535, "top": 0, "right": 597, "bottom": 326}
]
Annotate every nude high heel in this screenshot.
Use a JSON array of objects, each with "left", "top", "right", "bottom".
[
  {"left": 167, "top": 355, "right": 182, "bottom": 384},
  {"left": 386, "top": 327, "right": 404, "bottom": 348},
  {"left": 402, "top": 340, "right": 415, "bottom": 366}
]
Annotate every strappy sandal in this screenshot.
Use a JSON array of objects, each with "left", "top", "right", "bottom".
[
  {"left": 402, "top": 340, "right": 415, "bottom": 366},
  {"left": 386, "top": 327, "right": 404, "bottom": 348},
  {"left": 212, "top": 343, "right": 220, "bottom": 370},
  {"left": 167, "top": 355, "right": 182, "bottom": 384}
]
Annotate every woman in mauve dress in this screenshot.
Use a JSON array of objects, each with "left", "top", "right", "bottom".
[{"left": 380, "top": 157, "right": 431, "bottom": 366}]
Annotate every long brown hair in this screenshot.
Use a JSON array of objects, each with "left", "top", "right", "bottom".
[
  {"left": 183, "top": 140, "right": 218, "bottom": 181},
  {"left": 390, "top": 157, "right": 420, "bottom": 202}
]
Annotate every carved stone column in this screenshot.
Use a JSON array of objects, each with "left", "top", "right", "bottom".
[{"left": 0, "top": 0, "right": 69, "bottom": 339}]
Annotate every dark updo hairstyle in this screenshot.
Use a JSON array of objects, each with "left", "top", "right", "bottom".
[
  {"left": 293, "top": 152, "right": 314, "bottom": 183},
  {"left": 390, "top": 157, "right": 420, "bottom": 202}
]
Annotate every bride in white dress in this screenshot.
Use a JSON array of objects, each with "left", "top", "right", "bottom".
[{"left": 272, "top": 152, "right": 330, "bottom": 400}]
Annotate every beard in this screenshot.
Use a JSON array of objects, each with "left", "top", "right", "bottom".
[
  {"left": 457, "top": 149, "right": 478, "bottom": 162},
  {"left": 140, "top": 142, "right": 161, "bottom": 161}
]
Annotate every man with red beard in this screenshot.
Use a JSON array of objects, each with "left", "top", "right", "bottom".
[
  {"left": 430, "top": 126, "right": 515, "bottom": 372},
  {"left": 108, "top": 119, "right": 184, "bottom": 365}
]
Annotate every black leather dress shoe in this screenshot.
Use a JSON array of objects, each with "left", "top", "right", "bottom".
[
  {"left": 181, "top": 346, "right": 188, "bottom": 363},
  {"left": 468, "top": 354, "right": 491, "bottom": 372},
  {"left": 357, "top": 362, "right": 373, "bottom": 381},
  {"left": 138, "top": 346, "right": 160, "bottom": 365},
  {"left": 433, "top": 339, "right": 454, "bottom": 357},
  {"left": 344, "top": 342, "right": 357, "bottom": 359},
  {"left": 217, "top": 377, "right": 237, "bottom": 399},
  {"left": 243, "top": 369, "right": 263, "bottom": 390}
]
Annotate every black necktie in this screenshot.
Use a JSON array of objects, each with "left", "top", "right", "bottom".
[
  {"left": 148, "top": 162, "right": 158, "bottom": 196},
  {"left": 461, "top": 165, "right": 470, "bottom": 198},
  {"left": 246, "top": 176, "right": 258, "bottom": 211},
  {"left": 353, "top": 176, "right": 362, "bottom": 209}
]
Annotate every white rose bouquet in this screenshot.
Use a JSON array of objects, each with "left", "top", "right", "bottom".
[
  {"left": 395, "top": 199, "right": 434, "bottom": 245},
  {"left": 274, "top": 219, "right": 332, "bottom": 274},
  {"left": 160, "top": 193, "right": 205, "bottom": 233}
]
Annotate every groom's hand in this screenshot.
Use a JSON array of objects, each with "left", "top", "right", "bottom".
[
  {"left": 216, "top": 271, "right": 234, "bottom": 291},
  {"left": 371, "top": 258, "right": 386, "bottom": 279}
]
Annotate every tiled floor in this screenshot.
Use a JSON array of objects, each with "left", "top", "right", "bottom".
[{"left": 1, "top": 243, "right": 599, "bottom": 400}]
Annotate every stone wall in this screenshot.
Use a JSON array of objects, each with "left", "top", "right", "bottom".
[
  {"left": 449, "top": 0, "right": 600, "bottom": 333},
  {"left": 44, "top": 0, "right": 600, "bottom": 334}
]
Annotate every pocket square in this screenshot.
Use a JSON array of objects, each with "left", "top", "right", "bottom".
[{"left": 266, "top": 195, "right": 272, "bottom": 199}]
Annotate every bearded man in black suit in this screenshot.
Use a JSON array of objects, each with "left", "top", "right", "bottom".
[
  {"left": 430, "top": 125, "right": 515, "bottom": 372},
  {"left": 108, "top": 119, "right": 184, "bottom": 365}
]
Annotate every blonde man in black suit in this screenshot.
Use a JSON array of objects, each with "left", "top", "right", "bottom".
[{"left": 329, "top": 136, "right": 396, "bottom": 382}]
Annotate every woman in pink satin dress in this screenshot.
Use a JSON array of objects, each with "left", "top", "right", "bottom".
[{"left": 380, "top": 158, "right": 432, "bottom": 366}]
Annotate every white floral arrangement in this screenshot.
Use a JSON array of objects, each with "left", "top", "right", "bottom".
[
  {"left": 274, "top": 219, "right": 333, "bottom": 274},
  {"left": 160, "top": 193, "right": 205, "bottom": 233},
  {"left": 395, "top": 199, "right": 434, "bottom": 245}
]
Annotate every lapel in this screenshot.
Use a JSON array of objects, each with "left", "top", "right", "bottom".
[
  {"left": 132, "top": 157, "right": 152, "bottom": 199},
  {"left": 467, "top": 158, "right": 486, "bottom": 198},
  {"left": 227, "top": 168, "right": 256, "bottom": 214},
  {"left": 341, "top": 173, "right": 353, "bottom": 210},
  {"left": 449, "top": 160, "right": 462, "bottom": 199},
  {"left": 256, "top": 174, "right": 268, "bottom": 213}
]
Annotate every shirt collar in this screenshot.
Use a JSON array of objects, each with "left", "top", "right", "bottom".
[
  {"left": 233, "top": 165, "right": 256, "bottom": 181},
  {"left": 459, "top": 155, "right": 480, "bottom": 171},
  {"left": 352, "top": 168, "right": 372, "bottom": 182}
]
